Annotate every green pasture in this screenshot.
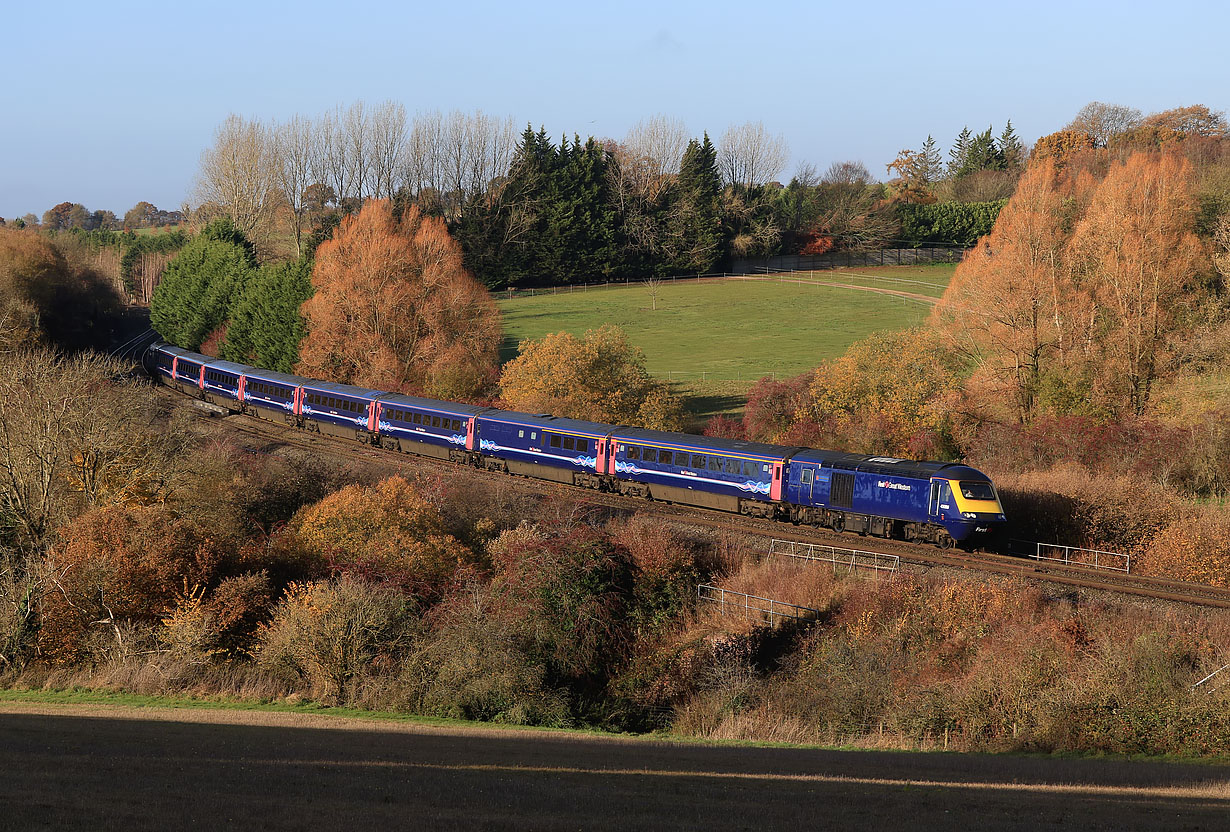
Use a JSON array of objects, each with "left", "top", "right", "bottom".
[{"left": 498, "top": 264, "right": 956, "bottom": 419}]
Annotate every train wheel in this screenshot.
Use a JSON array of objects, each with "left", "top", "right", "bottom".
[
  {"left": 937, "top": 533, "right": 955, "bottom": 550},
  {"left": 831, "top": 515, "right": 845, "bottom": 534}
]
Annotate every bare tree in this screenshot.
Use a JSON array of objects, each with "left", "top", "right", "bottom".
[
  {"left": 345, "top": 100, "right": 370, "bottom": 204},
  {"left": 643, "top": 276, "right": 663, "bottom": 311},
  {"left": 193, "top": 114, "right": 279, "bottom": 242},
  {"left": 313, "top": 107, "right": 353, "bottom": 211},
  {"left": 274, "top": 114, "right": 316, "bottom": 257},
  {"left": 368, "top": 100, "right": 408, "bottom": 200},
  {"left": 718, "top": 121, "right": 789, "bottom": 189},
  {"left": 1065, "top": 101, "right": 1143, "bottom": 147},
  {"left": 622, "top": 115, "right": 690, "bottom": 201}
]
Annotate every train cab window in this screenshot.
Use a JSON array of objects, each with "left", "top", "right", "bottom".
[
  {"left": 743, "top": 461, "right": 758, "bottom": 477},
  {"left": 563, "top": 436, "right": 575, "bottom": 451},
  {"left": 801, "top": 468, "right": 814, "bottom": 486},
  {"left": 550, "top": 434, "right": 561, "bottom": 449},
  {"left": 725, "top": 458, "right": 739, "bottom": 475},
  {"left": 643, "top": 448, "right": 657, "bottom": 463},
  {"left": 577, "top": 439, "right": 589, "bottom": 454},
  {"left": 660, "top": 451, "right": 673, "bottom": 465},
  {"left": 960, "top": 481, "right": 996, "bottom": 500},
  {"left": 627, "top": 446, "right": 640, "bottom": 461}
]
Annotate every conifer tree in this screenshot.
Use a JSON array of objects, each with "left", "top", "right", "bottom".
[
  {"left": 920, "top": 135, "right": 944, "bottom": 183},
  {"left": 948, "top": 127, "right": 972, "bottom": 175},
  {"left": 999, "top": 121, "right": 1025, "bottom": 171},
  {"left": 221, "top": 258, "right": 314, "bottom": 372},
  {"left": 664, "top": 133, "right": 723, "bottom": 273},
  {"left": 150, "top": 218, "right": 257, "bottom": 351}
]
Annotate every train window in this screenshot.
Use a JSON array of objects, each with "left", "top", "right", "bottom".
[
  {"left": 708, "top": 456, "right": 721, "bottom": 472},
  {"left": 743, "top": 461, "right": 758, "bottom": 477},
  {"left": 550, "top": 434, "right": 561, "bottom": 448},
  {"left": 725, "top": 459, "right": 739, "bottom": 474},
  {"left": 643, "top": 448, "right": 657, "bottom": 463},
  {"left": 562, "top": 436, "right": 575, "bottom": 450},
  {"left": 413, "top": 413, "right": 422, "bottom": 424},
  {"left": 959, "top": 481, "right": 996, "bottom": 500},
  {"left": 660, "top": 451, "right": 673, "bottom": 465},
  {"left": 577, "top": 439, "right": 589, "bottom": 454},
  {"left": 454, "top": 420, "right": 463, "bottom": 431},
  {"left": 431, "top": 416, "right": 441, "bottom": 428},
  {"left": 627, "top": 446, "right": 640, "bottom": 460},
  {"left": 692, "top": 454, "right": 705, "bottom": 469}
]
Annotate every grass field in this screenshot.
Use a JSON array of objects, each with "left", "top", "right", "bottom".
[{"left": 497, "top": 264, "right": 956, "bottom": 420}]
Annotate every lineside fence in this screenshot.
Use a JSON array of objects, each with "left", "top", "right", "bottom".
[
  {"left": 1028, "top": 542, "right": 1131, "bottom": 574},
  {"left": 768, "top": 539, "right": 900, "bottom": 577},
  {"left": 697, "top": 584, "right": 819, "bottom": 626}
]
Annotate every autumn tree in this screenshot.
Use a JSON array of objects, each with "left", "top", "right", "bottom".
[
  {"left": 296, "top": 200, "right": 500, "bottom": 399},
  {"left": 1140, "top": 104, "right": 1227, "bottom": 138},
  {"left": 291, "top": 476, "right": 475, "bottom": 598},
  {"left": 1066, "top": 152, "right": 1206, "bottom": 415},
  {"left": 804, "top": 329, "right": 964, "bottom": 457},
  {"left": 1030, "top": 130, "right": 1097, "bottom": 169},
  {"left": 933, "top": 160, "right": 1071, "bottom": 422},
  {"left": 39, "top": 505, "right": 221, "bottom": 662},
  {"left": 500, "top": 324, "right": 685, "bottom": 430}
]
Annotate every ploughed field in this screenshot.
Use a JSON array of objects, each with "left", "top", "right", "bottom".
[{"left": 2, "top": 700, "right": 1227, "bottom": 831}]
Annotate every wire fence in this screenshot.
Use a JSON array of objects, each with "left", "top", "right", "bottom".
[
  {"left": 768, "top": 539, "right": 900, "bottom": 577},
  {"left": 697, "top": 584, "right": 820, "bottom": 626}
]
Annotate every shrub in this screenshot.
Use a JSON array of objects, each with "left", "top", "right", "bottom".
[{"left": 256, "top": 577, "right": 419, "bottom": 705}]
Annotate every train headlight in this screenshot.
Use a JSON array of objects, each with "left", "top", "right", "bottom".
[{"left": 962, "top": 512, "right": 977, "bottom": 520}]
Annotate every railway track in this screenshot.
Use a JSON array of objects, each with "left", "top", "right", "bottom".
[{"left": 166, "top": 389, "right": 1230, "bottom": 611}]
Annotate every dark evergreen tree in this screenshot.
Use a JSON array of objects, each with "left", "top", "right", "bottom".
[
  {"left": 957, "top": 127, "right": 1007, "bottom": 177},
  {"left": 149, "top": 218, "right": 257, "bottom": 351},
  {"left": 948, "top": 126, "right": 972, "bottom": 175},
  {"left": 663, "top": 134, "right": 723, "bottom": 273},
  {"left": 999, "top": 120, "right": 1025, "bottom": 170},
  {"left": 220, "top": 258, "right": 314, "bottom": 372},
  {"left": 920, "top": 135, "right": 944, "bottom": 183}
]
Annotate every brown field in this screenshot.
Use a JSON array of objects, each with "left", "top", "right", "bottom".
[{"left": 2, "top": 702, "right": 1228, "bottom": 830}]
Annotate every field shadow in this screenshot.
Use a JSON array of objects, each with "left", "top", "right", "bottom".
[
  {"left": 685, "top": 392, "right": 747, "bottom": 421},
  {"left": 2, "top": 711, "right": 1227, "bottom": 831}
]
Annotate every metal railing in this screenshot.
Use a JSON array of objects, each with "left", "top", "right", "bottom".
[
  {"left": 697, "top": 584, "right": 819, "bottom": 626},
  {"left": 1192, "top": 662, "right": 1230, "bottom": 692},
  {"left": 1030, "top": 543, "right": 1131, "bottom": 574},
  {"left": 769, "top": 539, "right": 900, "bottom": 576}
]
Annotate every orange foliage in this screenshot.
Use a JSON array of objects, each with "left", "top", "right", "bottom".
[
  {"left": 292, "top": 475, "right": 475, "bottom": 597},
  {"left": 296, "top": 201, "right": 500, "bottom": 400},
  {"left": 1030, "top": 130, "right": 1096, "bottom": 168},
  {"left": 1067, "top": 152, "right": 1205, "bottom": 415},
  {"left": 40, "top": 505, "right": 222, "bottom": 662}
]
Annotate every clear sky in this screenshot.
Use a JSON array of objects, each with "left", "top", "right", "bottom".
[{"left": 3, "top": 0, "right": 1228, "bottom": 220}]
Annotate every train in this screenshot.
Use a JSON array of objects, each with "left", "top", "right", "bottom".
[{"left": 146, "top": 343, "right": 1007, "bottom": 549}]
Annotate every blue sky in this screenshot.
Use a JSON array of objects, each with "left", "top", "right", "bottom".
[{"left": 3, "top": 0, "right": 1228, "bottom": 219}]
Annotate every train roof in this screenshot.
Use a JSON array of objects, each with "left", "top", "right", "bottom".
[
  {"left": 203, "top": 359, "right": 255, "bottom": 376},
  {"left": 374, "top": 392, "right": 489, "bottom": 417},
  {"left": 791, "top": 450, "right": 991, "bottom": 481},
  {"left": 476, "top": 409, "right": 620, "bottom": 436},
  {"left": 233, "top": 366, "right": 306, "bottom": 387},
  {"left": 613, "top": 427, "right": 796, "bottom": 461},
  {"left": 296, "top": 378, "right": 387, "bottom": 400}
]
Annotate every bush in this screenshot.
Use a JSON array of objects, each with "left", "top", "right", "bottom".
[{"left": 256, "top": 577, "right": 419, "bottom": 705}]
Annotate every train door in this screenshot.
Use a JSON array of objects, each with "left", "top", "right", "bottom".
[
  {"left": 800, "top": 466, "right": 815, "bottom": 502},
  {"left": 770, "top": 463, "right": 785, "bottom": 500},
  {"left": 465, "top": 417, "right": 477, "bottom": 451},
  {"left": 596, "top": 439, "right": 607, "bottom": 474},
  {"left": 928, "top": 478, "right": 953, "bottom": 521}
]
